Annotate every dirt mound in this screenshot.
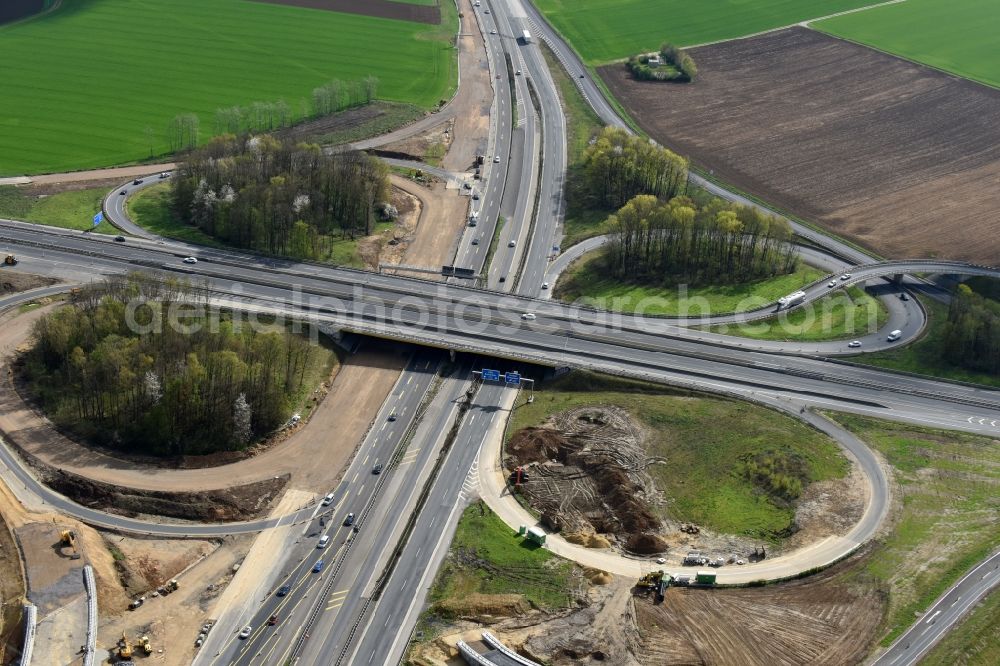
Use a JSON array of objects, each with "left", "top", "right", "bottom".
[
  {"left": 625, "top": 533, "right": 668, "bottom": 555},
  {"left": 506, "top": 406, "right": 664, "bottom": 552},
  {"left": 38, "top": 466, "right": 288, "bottom": 522},
  {"left": 434, "top": 593, "right": 531, "bottom": 619},
  {"left": 582, "top": 568, "right": 613, "bottom": 586},
  {"left": 0, "top": 271, "right": 59, "bottom": 294},
  {"left": 563, "top": 531, "right": 611, "bottom": 549}
]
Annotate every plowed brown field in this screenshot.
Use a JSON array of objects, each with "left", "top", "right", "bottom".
[
  {"left": 601, "top": 27, "right": 1000, "bottom": 264},
  {"left": 252, "top": 0, "right": 440, "bottom": 24}
]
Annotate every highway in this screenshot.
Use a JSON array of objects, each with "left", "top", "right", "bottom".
[{"left": 871, "top": 550, "right": 1000, "bottom": 666}]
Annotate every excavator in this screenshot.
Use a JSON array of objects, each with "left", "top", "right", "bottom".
[
  {"left": 59, "top": 530, "right": 81, "bottom": 560},
  {"left": 138, "top": 635, "right": 152, "bottom": 656},
  {"left": 116, "top": 632, "right": 133, "bottom": 661}
]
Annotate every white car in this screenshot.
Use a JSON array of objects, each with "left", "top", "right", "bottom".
[
  {"left": 508, "top": 239, "right": 516, "bottom": 247},
  {"left": 541, "top": 282, "right": 549, "bottom": 289},
  {"left": 321, "top": 493, "right": 334, "bottom": 506},
  {"left": 848, "top": 340, "right": 862, "bottom": 348},
  {"left": 840, "top": 273, "right": 851, "bottom": 281},
  {"left": 827, "top": 280, "right": 837, "bottom": 288},
  {"left": 183, "top": 257, "right": 198, "bottom": 264},
  {"left": 490, "top": 29, "right": 497, "bottom": 34},
  {"left": 516, "top": 69, "right": 521, "bottom": 75},
  {"left": 494, "top": 155, "right": 501, "bottom": 163},
  {"left": 656, "top": 557, "right": 666, "bottom": 564},
  {"left": 521, "top": 313, "right": 536, "bottom": 320},
  {"left": 238, "top": 625, "right": 252, "bottom": 639}
]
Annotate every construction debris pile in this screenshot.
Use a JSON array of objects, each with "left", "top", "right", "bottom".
[{"left": 506, "top": 406, "right": 668, "bottom": 554}]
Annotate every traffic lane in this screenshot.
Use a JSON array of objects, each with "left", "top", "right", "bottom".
[
  {"left": 104, "top": 172, "right": 172, "bottom": 238},
  {"left": 296, "top": 372, "right": 475, "bottom": 665},
  {"left": 226, "top": 354, "right": 441, "bottom": 665},
  {"left": 348, "top": 383, "right": 507, "bottom": 665},
  {"left": 873, "top": 550, "right": 1000, "bottom": 665}
]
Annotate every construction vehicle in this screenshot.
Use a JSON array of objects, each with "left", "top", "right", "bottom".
[
  {"left": 117, "top": 632, "right": 133, "bottom": 660},
  {"left": 156, "top": 579, "right": 179, "bottom": 596},
  {"left": 138, "top": 635, "right": 152, "bottom": 656},
  {"left": 59, "top": 530, "right": 81, "bottom": 560},
  {"left": 3, "top": 254, "right": 16, "bottom": 266},
  {"left": 636, "top": 570, "right": 664, "bottom": 590}
]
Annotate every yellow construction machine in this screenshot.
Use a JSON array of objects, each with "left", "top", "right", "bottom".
[
  {"left": 3, "top": 254, "right": 16, "bottom": 266},
  {"left": 116, "top": 632, "right": 133, "bottom": 660},
  {"left": 59, "top": 530, "right": 81, "bottom": 560},
  {"left": 138, "top": 635, "right": 152, "bottom": 655}
]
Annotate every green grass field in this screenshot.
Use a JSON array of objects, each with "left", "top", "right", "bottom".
[
  {"left": 0, "top": 185, "right": 114, "bottom": 233},
  {"left": 425, "top": 501, "right": 577, "bottom": 613},
  {"left": 535, "top": 0, "right": 878, "bottom": 64},
  {"left": 829, "top": 414, "right": 1000, "bottom": 645},
  {"left": 0, "top": 0, "right": 456, "bottom": 175},
  {"left": 555, "top": 250, "right": 825, "bottom": 316},
  {"left": 816, "top": 0, "right": 1000, "bottom": 88},
  {"left": 709, "top": 285, "right": 887, "bottom": 342},
  {"left": 508, "top": 373, "right": 847, "bottom": 540}
]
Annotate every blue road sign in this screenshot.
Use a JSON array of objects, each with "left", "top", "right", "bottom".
[
  {"left": 92, "top": 211, "right": 103, "bottom": 227},
  {"left": 482, "top": 369, "right": 500, "bottom": 382},
  {"left": 505, "top": 372, "right": 521, "bottom": 386}
]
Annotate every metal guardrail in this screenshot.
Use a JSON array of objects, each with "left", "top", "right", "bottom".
[
  {"left": 457, "top": 640, "right": 495, "bottom": 666},
  {"left": 482, "top": 631, "right": 541, "bottom": 666},
  {"left": 82, "top": 565, "right": 97, "bottom": 666},
  {"left": 18, "top": 603, "right": 36, "bottom": 666}
]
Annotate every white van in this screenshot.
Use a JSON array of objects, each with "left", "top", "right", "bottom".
[
  {"left": 321, "top": 493, "right": 334, "bottom": 506},
  {"left": 317, "top": 535, "right": 330, "bottom": 549},
  {"left": 886, "top": 329, "right": 902, "bottom": 342}
]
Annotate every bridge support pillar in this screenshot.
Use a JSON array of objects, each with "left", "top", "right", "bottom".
[{"left": 890, "top": 273, "right": 903, "bottom": 284}]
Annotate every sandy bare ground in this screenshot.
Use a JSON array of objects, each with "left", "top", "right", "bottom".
[
  {"left": 0, "top": 163, "right": 176, "bottom": 187},
  {"left": 395, "top": 176, "right": 470, "bottom": 272},
  {"left": 443, "top": 0, "right": 493, "bottom": 173},
  {"left": 0, "top": 304, "right": 406, "bottom": 494},
  {"left": 600, "top": 27, "right": 1000, "bottom": 263}
]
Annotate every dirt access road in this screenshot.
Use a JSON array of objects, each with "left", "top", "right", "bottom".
[
  {"left": 0, "top": 304, "right": 407, "bottom": 494},
  {"left": 601, "top": 27, "right": 1000, "bottom": 264}
]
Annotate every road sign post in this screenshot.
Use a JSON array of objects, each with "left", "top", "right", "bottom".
[
  {"left": 92, "top": 211, "right": 103, "bottom": 227},
  {"left": 482, "top": 369, "right": 500, "bottom": 382},
  {"left": 504, "top": 372, "right": 521, "bottom": 386}
]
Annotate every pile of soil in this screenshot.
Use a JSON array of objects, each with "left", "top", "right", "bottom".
[
  {"left": 434, "top": 593, "right": 531, "bottom": 620},
  {"left": 35, "top": 465, "right": 288, "bottom": 522},
  {"left": 506, "top": 406, "right": 665, "bottom": 554},
  {"left": 0, "top": 271, "right": 59, "bottom": 295}
]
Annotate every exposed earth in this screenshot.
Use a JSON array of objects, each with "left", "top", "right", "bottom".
[
  {"left": 251, "top": 0, "right": 441, "bottom": 24},
  {"left": 600, "top": 27, "right": 1000, "bottom": 264}
]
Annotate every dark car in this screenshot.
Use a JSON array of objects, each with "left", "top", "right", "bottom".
[
  {"left": 471, "top": 238, "right": 480, "bottom": 246},
  {"left": 133, "top": 178, "right": 143, "bottom": 185},
  {"left": 119, "top": 190, "right": 127, "bottom": 195},
  {"left": 344, "top": 512, "right": 355, "bottom": 527},
  {"left": 114, "top": 235, "right": 126, "bottom": 242},
  {"left": 387, "top": 412, "right": 397, "bottom": 422},
  {"left": 372, "top": 463, "right": 383, "bottom": 475},
  {"left": 267, "top": 614, "right": 279, "bottom": 626},
  {"left": 312, "top": 560, "right": 324, "bottom": 573},
  {"left": 276, "top": 584, "right": 291, "bottom": 597}
]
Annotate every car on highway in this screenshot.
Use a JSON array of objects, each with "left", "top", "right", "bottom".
[
  {"left": 159, "top": 172, "right": 170, "bottom": 179},
  {"left": 472, "top": 191, "right": 479, "bottom": 200},
  {"left": 276, "top": 585, "right": 291, "bottom": 597},
  {"left": 521, "top": 313, "right": 536, "bottom": 321},
  {"left": 494, "top": 155, "right": 501, "bottom": 163},
  {"left": 321, "top": 492, "right": 334, "bottom": 506},
  {"left": 471, "top": 238, "right": 480, "bottom": 246},
  {"left": 498, "top": 276, "right": 506, "bottom": 283},
  {"left": 541, "top": 282, "right": 549, "bottom": 289},
  {"left": 372, "top": 463, "right": 383, "bottom": 474},
  {"left": 183, "top": 257, "right": 198, "bottom": 264},
  {"left": 344, "top": 512, "right": 355, "bottom": 527},
  {"left": 388, "top": 412, "right": 397, "bottom": 421},
  {"left": 267, "top": 614, "right": 279, "bottom": 626},
  {"left": 312, "top": 560, "right": 324, "bottom": 573},
  {"left": 490, "top": 29, "right": 496, "bottom": 34},
  {"left": 318, "top": 535, "right": 330, "bottom": 548},
  {"left": 899, "top": 292, "right": 910, "bottom": 301},
  {"left": 508, "top": 239, "right": 516, "bottom": 247},
  {"left": 119, "top": 190, "right": 126, "bottom": 195},
  {"left": 115, "top": 236, "right": 126, "bottom": 242},
  {"left": 238, "top": 625, "right": 252, "bottom": 639},
  {"left": 848, "top": 340, "right": 862, "bottom": 348},
  {"left": 840, "top": 273, "right": 851, "bottom": 280},
  {"left": 516, "top": 69, "right": 521, "bottom": 75},
  {"left": 484, "top": 8, "right": 489, "bottom": 13},
  {"left": 656, "top": 557, "right": 666, "bottom": 564},
  {"left": 133, "top": 178, "right": 143, "bottom": 185},
  {"left": 827, "top": 280, "right": 836, "bottom": 288}
]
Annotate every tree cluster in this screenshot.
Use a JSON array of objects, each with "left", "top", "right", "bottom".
[
  {"left": 626, "top": 42, "right": 697, "bottom": 82},
  {"left": 941, "top": 284, "right": 1000, "bottom": 374},
  {"left": 214, "top": 100, "right": 295, "bottom": 135},
  {"left": 172, "top": 134, "right": 389, "bottom": 259},
  {"left": 605, "top": 194, "right": 797, "bottom": 285},
  {"left": 166, "top": 113, "right": 200, "bottom": 152},
  {"left": 23, "top": 275, "right": 319, "bottom": 456},
  {"left": 312, "top": 76, "right": 379, "bottom": 116},
  {"left": 741, "top": 450, "right": 805, "bottom": 502},
  {"left": 581, "top": 127, "right": 688, "bottom": 209}
]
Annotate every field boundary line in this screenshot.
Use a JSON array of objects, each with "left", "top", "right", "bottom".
[{"left": 677, "top": 0, "right": 909, "bottom": 51}]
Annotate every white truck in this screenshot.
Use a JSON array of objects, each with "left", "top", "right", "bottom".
[
  {"left": 886, "top": 329, "right": 903, "bottom": 342},
  {"left": 777, "top": 290, "right": 806, "bottom": 309},
  {"left": 521, "top": 29, "right": 532, "bottom": 44}
]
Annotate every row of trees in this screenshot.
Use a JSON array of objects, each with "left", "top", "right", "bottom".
[
  {"left": 171, "top": 134, "right": 389, "bottom": 259},
  {"left": 166, "top": 113, "right": 200, "bottom": 152},
  {"left": 941, "top": 284, "right": 1000, "bottom": 374},
  {"left": 581, "top": 127, "right": 688, "bottom": 209},
  {"left": 626, "top": 43, "right": 697, "bottom": 82},
  {"left": 604, "top": 194, "right": 797, "bottom": 285},
  {"left": 312, "top": 76, "right": 379, "bottom": 116},
  {"left": 24, "top": 276, "right": 321, "bottom": 456}
]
